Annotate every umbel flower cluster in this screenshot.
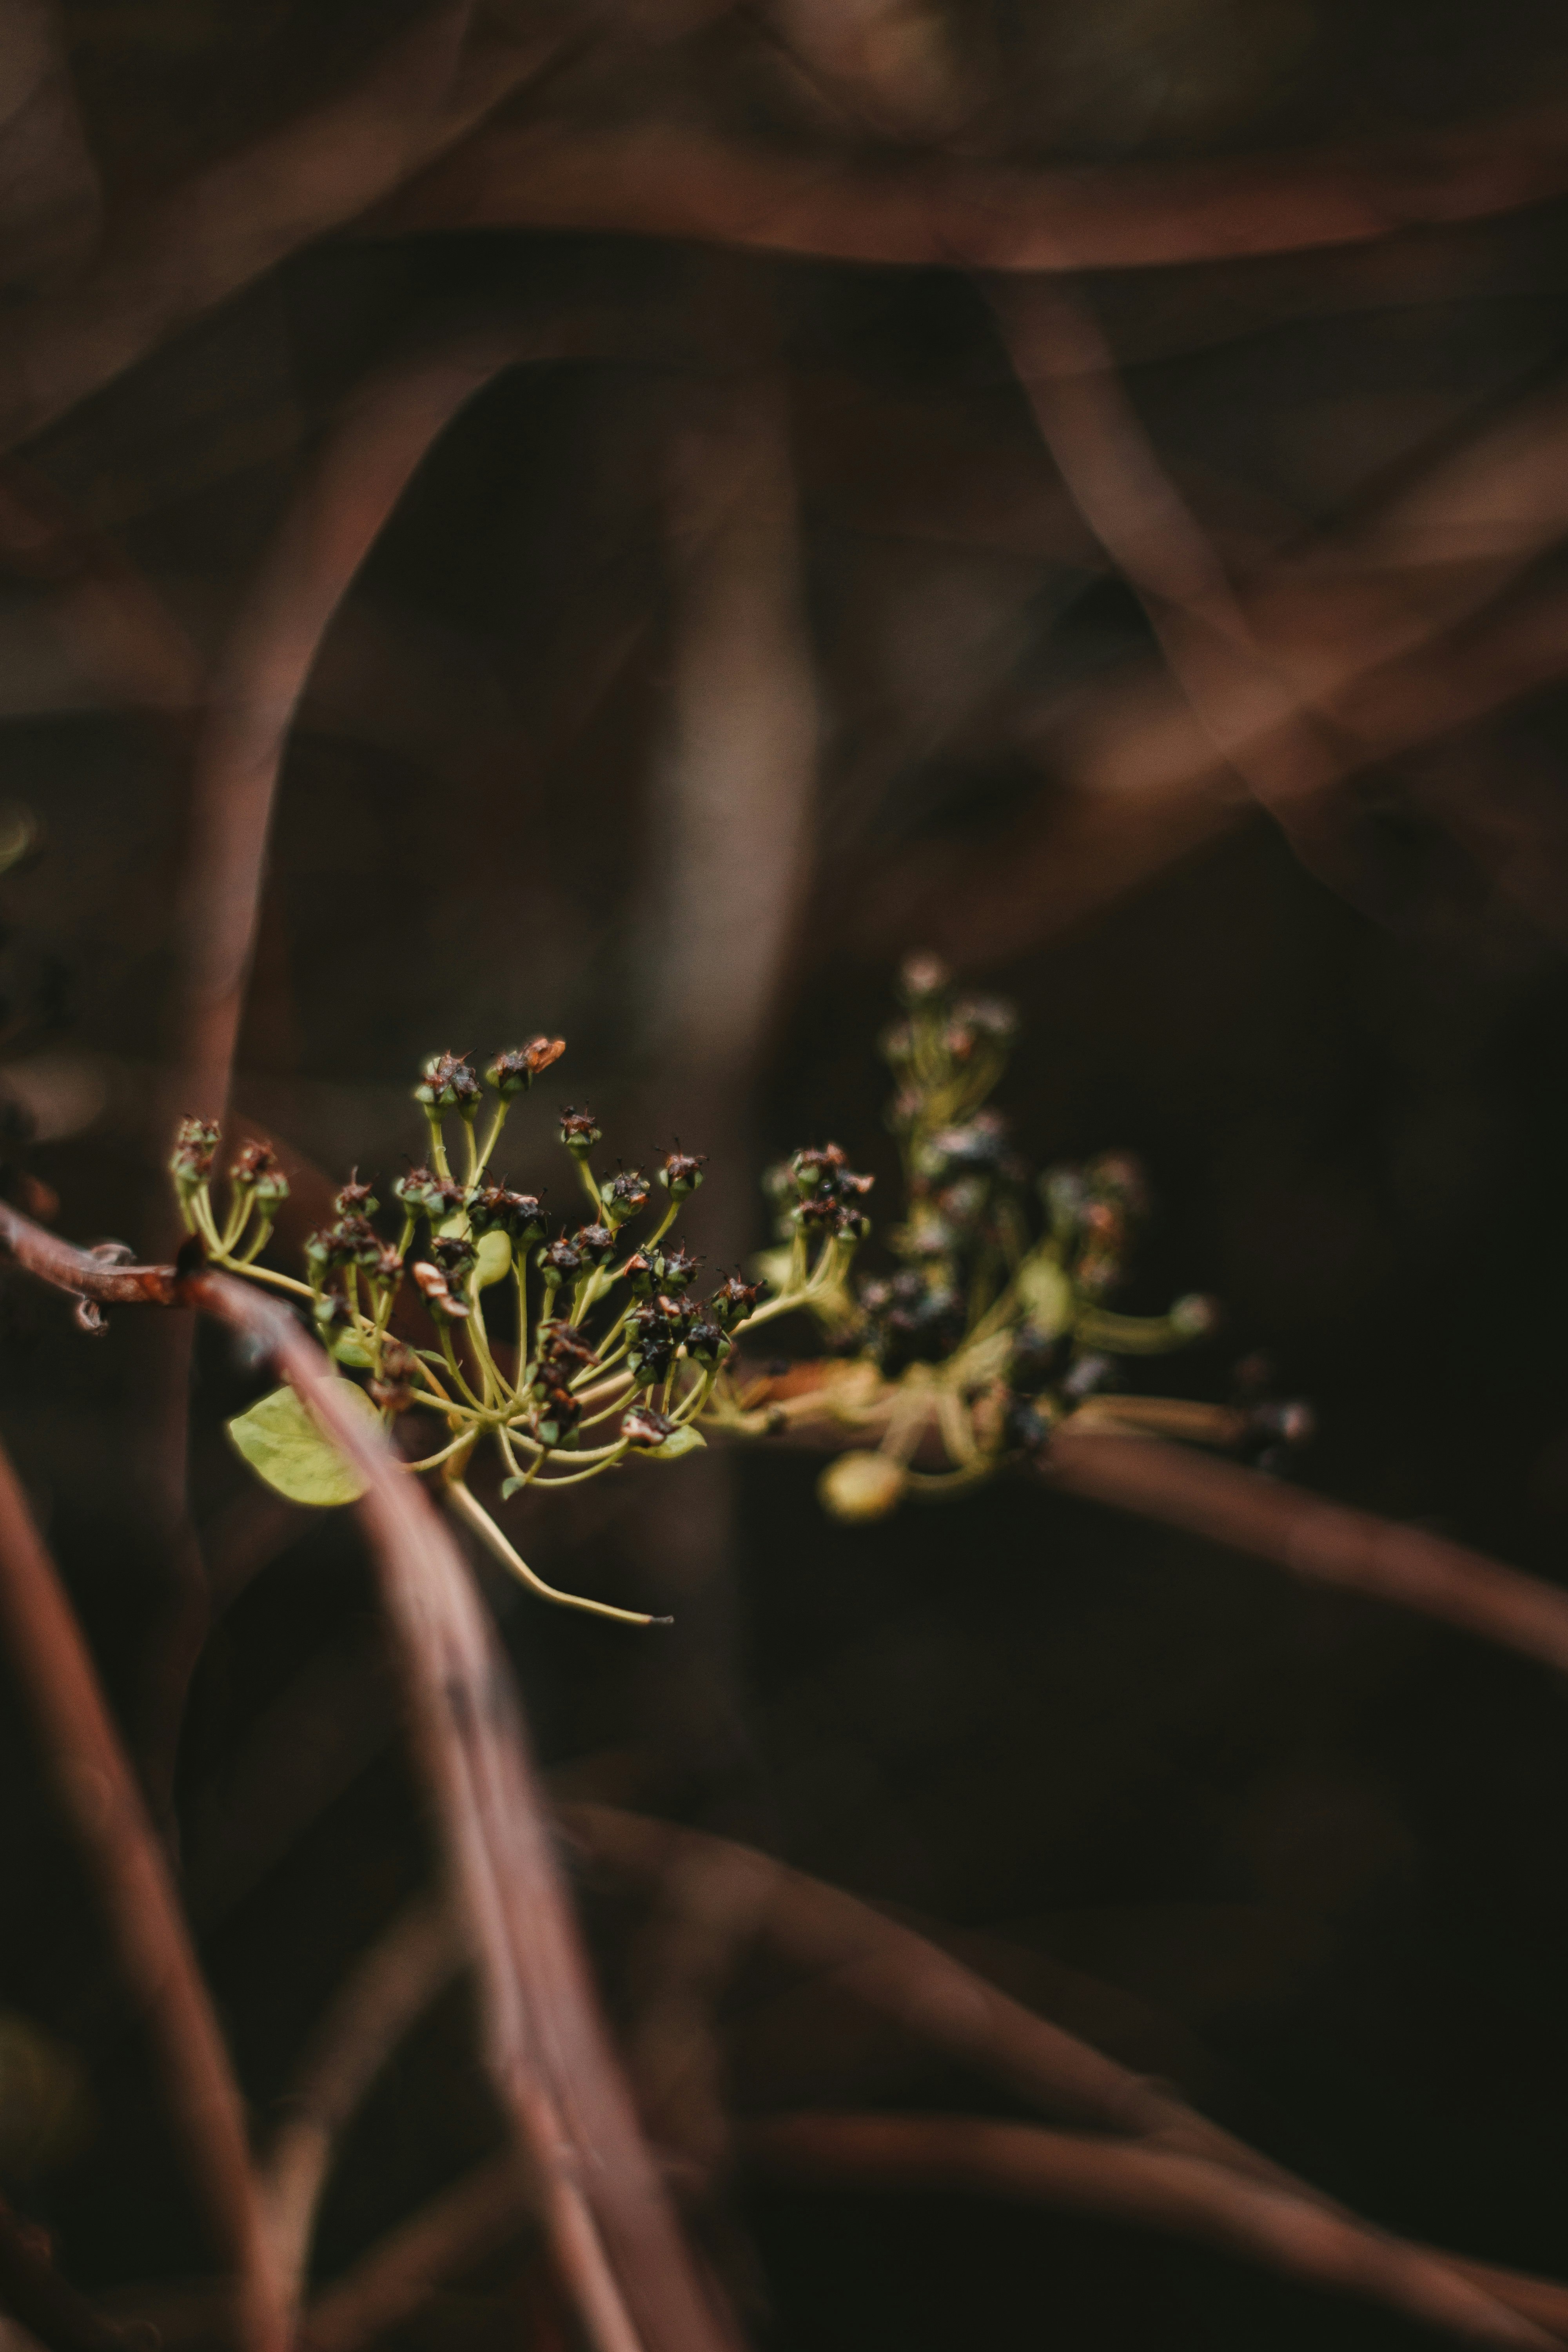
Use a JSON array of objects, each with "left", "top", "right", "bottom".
[{"left": 171, "top": 960, "right": 1297, "bottom": 1621}]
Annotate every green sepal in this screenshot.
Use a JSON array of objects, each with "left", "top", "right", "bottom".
[
  {"left": 646, "top": 1423, "right": 706, "bottom": 1461},
  {"left": 474, "top": 1228, "right": 513, "bottom": 1290},
  {"left": 331, "top": 1333, "right": 375, "bottom": 1368},
  {"left": 225, "top": 1380, "right": 380, "bottom": 1507}
]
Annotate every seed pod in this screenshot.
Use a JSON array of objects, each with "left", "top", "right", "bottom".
[
  {"left": 394, "top": 1166, "right": 465, "bottom": 1221},
  {"left": 229, "top": 1140, "right": 290, "bottom": 1205},
  {"left": 170, "top": 1115, "right": 220, "bottom": 1191},
  {"left": 537, "top": 1319, "right": 595, "bottom": 1369},
  {"left": 621, "top": 1402, "right": 676, "bottom": 1449},
  {"left": 659, "top": 1147, "right": 706, "bottom": 1198},
  {"left": 685, "top": 1319, "right": 730, "bottom": 1367},
  {"left": 559, "top": 1106, "right": 601, "bottom": 1152},
  {"left": 572, "top": 1223, "right": 617, "bottom": 1266},
  {"left": 655, "top": 1240, "right": 701, "bottom": 1291},
  {"left": 430, "top": 1232, "right": 475, "bottom": 1281},
  {"left": 538, "top": 1233, "right": 582, "bottom": 1280},
  {"left": 710, "top": 1273, "right": 765, "bottom": 1329},
  {"left": 414, "top": 1053, "right": 481, "bottom": 1115},
  {"left": 469, "top": 1185, "right": 546, "bottom": 1241},
  {"left": 603, "top": 1168, "right": 650, "bottom": 1225},
  {"left": 334, "top": 1172, "right": 379, "bottom": 1216}
]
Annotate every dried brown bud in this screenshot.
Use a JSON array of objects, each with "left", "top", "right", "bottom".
[
  {"left": 487, "top": 1036, "right": 565, "bottom": 1096},
  {"left": 559, "top": 1106, "right": 601, "bottom": 1152},
  {"left": 334, "top": 1171, "right": 379, "bottom": 1216},
  {"left": 170, "top": 1116, "right": 220, "bottom": 1189},
  {"left": 621, "top": 1402, "right": 676, "bottom": 1448},
  {"left": 412, "top": 1260, "right": 470, "bottom": 1318}
]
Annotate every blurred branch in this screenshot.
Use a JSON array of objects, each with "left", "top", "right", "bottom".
[
  {"left": 263, "top": 1897, "right": 463, "bottom": 2306},
  {"left": 741, "top": 2114, "right": 1564, "bottom": 2348},
  {"left": 0, "top": 3, "right": 603, "bottom": 454},
  {"left": 0, "top": 2196, "right": 129, "bottom": 2352},
  {"left": 0, "top": 1436, "right": 287, "bottom": 2352},
  {"left": 0, "top": 0, "right": 98, "bottom": 293},
  {"left": 1042, "top": 1430, "right": 1568, "bottom": 1675},
  {"left": 375, "top": 96, "right": 1568, "bottom": 271},
  {"left": 299, "top": 2152, "right": 528, "bottom": 2352},
  {"left": 0, "top": 1203, "right": 744, "bottom": 2352},
  {"left": 572, "top": 1808, "right": 1568, "bottom": 2339}
]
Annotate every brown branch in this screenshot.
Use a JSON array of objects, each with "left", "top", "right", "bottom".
[
  {"left": 1042, "top": 1430, "right": 1568, "bottom": 1677},
  {"left": 740, "top": 2114, "right": 1564, "bottom": 2348},
  {"left": 989, "top": 274, "right": 1388, "bottom": 898},
  {"left": 170, "top": 312, "right": 605, "bottom": 1136},
  {"left": 730, "top": 1363, "right": 1568, "bottom": 1679},
  {"left": 373, "top": 97, "right": 1568, "bottom": 273},
  {"left": 570, "top": 1809, "right": 1568, "bottom": 2341},
  {"left": 0, "top": 1435, "right": 287, "bottom": 2352},
  {"left": 0, "top": 3, "right": 597, "bottom": 456},
  {"left": 262, "top": 1896, "right": 463, "bottom": 2304},
  {"left": 0, "top": 1203, "right": 745, "bottom": 2352},
  {"left": 299, "top": 2153, "right": 528, "bottom": 2352},
  {"left": 192, "top": 1273, "right": 735, "bottom": 2352},
  {"left": 0, "top": 2195, "right": 129, "bottom": 2352}
]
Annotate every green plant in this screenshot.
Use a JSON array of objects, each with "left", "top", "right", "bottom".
[{"left": 178, "top": 957, "right": 1281, "bottom": 1622}]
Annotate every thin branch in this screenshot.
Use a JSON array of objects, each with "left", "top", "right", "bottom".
[
  {"left": 374, "top": 96, "right": 1568, "bottom": 273},
  {"left": 0, "top": 1205, "right": 745, "bottom": 2352},
  {"left": 989, "top": 274, "right": 1379, "bottom": 897},
  {"left": 0, "top": 1438, "right": 288, "bottom": 2352},
  {"left": 0, "top": 2194, "right": 128, "bottom": 2352},
  {"left": 568, "top": 1807, "right": 1568, "bottom": 2341},
  {"left": 170, "top": 313, "right": 606, "bottom": 1134},
  {"left": 729, "top": 1364, "right": 1568, "bottom": 1679},
  {"left": 740, "top": 2114, "right": 1563, "bottom": 2348},
  {"left": 0, "top": 2, "right": 597, "bottom": 455},
  {"left": 299, "top": 2153, "right": 528, "bottom": 2352},
  {"left": 262, "top": 1897, "right": 464, "bottom": 2305},
  {"left": 1042, "top": 1430, "right": 1568, "bottom": 1676}
]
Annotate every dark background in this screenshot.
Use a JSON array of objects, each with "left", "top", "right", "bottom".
[{"left": 5, "top": 0, "right": 1568, "bottom": 2343}]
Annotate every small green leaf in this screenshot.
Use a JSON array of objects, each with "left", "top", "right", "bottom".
[
  {"left": 646, "top": 1423, "right": 706, "bottom": 1461},
  {"left": 500, "top": 1472, "right": 530, "bottom": 1500},
  {"left": 225, "top": 1381, "right": 380, "bottom": 1507},
  {"left": 331, "top": 1333, "right": 375, "bottom": 1367},
  {"left": 1015, "top": 1254, "right": 1073, "bottom": 1338},
  {"left": 475, "top": 1228, "right": 512, "bottom": 1290}
]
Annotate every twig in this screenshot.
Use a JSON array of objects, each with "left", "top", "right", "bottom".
[
  {"left": 729, "top": 1363, "right": 1568, "bottom": 1679},
  {"left": 568, "top": 1807, "right": 1568, "bottom": 2341},
  {"left": 262, "top": 1897, "right": 464, "bottom": 2303},
  {"left": 0, "top": 2, "right": 595, "bottom": 455},
  {"left": 0, "top": 2194, "right": 128, "bottom": 2352},
  {"left": 989, "top": 275, "right": 1371, "bottom": 896},
  {"left": 0, "top": 1204, "right": 745, "bottom": 2352},
  {"left": 0, "top": 1437, "right": 288, "bottom": 2352},
  {"left": 375, "top": 96, "right": 1568, "bottom": 272},
  {"left": 298, "top": 2152, "right": 528, "bottom": 2352},
  {"left": 740, "top": 2114, "right": 1563, "bottom": 2348},
  {"left": 1042, "top": 1430, "right": 1568, "bottom": 1677}
]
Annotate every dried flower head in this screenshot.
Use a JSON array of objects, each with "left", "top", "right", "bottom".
[{"left": 414, "top": 1052, "right": 481, "bottom": 1114}]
